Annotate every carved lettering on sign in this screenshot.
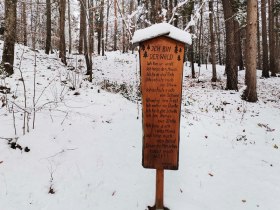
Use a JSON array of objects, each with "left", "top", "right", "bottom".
[{"left": 140, "top": 36, "right": 184, "bottom": 170}]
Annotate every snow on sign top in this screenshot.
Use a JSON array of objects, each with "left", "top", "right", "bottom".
[{"left": 132, "top": 23, "right": 192, "bottom": 45}]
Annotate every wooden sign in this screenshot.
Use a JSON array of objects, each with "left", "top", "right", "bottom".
[{"left": 140, "top": 36, "right": 184, "bottom": 170}]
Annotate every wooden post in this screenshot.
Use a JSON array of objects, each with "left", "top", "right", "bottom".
[{"left": 156, "top": 169, "right": 164, "bottom": 209}]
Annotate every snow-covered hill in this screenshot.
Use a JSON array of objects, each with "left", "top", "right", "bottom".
[{"left": 0, "top": 41, "right": 280, "bottom": 210}]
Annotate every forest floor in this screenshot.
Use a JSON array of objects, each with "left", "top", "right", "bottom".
[{"left": 0, "top": 41, "right": 280, "bottom": 210}]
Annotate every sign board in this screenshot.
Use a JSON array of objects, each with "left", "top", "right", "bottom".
[{"left": 140, "top": 36, "right": 184, "bottom": 170}]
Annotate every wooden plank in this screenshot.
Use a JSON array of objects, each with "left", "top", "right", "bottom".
[{"left": 140, "top": 36, "right": 184, "bottom": 170}]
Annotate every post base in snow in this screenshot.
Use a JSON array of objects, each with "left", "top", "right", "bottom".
[{"left": 147, "top": 205, "right": 170, "bottom": 210}]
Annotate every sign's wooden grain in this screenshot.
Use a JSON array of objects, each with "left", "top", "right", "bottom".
[{"left": 140, "top": 36, "right": 184, "bottom": 170}]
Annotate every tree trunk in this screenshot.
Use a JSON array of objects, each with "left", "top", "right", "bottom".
[
  {"left": 22, "top": 1, "right": 27, "bottom": 46},
  {"left": 185, "top": 0, "right": 195, "bottom": 77},
  {"left": 68, "top": 0, "right": 72, "bottom": 54},
  {"left": 234, "top": 20, "right": 244, "bottom": 70},
  {"left": 209, "top": 0, "right": 217, "bottom": 82},
  {"left": 221, "top": 0, "right": 238, "bottom": 90},
  {"left": 122, "top": 0, "right": 125, "bottom": 53},
  {"left": 197, "top": 1, "right": 203, "bottom": 66},
  {"left": 215, "top": 1, "right": 222, "bottom": 65},
  {"left": 59, "top": 0, "right": 67, "bottom": 65},
  {"left": 2, "top": 0, "right": 17, "bottom": 75},
  {"left": 101, "top": 0, "right": 105, "bottom": 56},
  {"left": 114, "top": 0, "right": 117, "bottom": 51},
  {"left": 167, "top": 0, "right": 172, "bottom": 22},
  {"left": 45, "top": 0, "right": 51, "bottom": 54},
  {"left": 150, "top": 0, "right": 155, "bottom": 23},
  {"left": 243, "top": 0, "right": 258, "bottom": 102},
  {"left": 174, "top": 0, "right": 178, "bottom": 27},
  {"left": 261, "top": 0, "right": 269, "bottom": 77},
  {"left": 87, "top": 0, "right": 93, "bottom": 81},
  {"left": 79, "top": 0, "right": 86, "bottom": 54},
  {"left": 269, "top": 0, "right": 276, "bottom": 76},
  {"left": 83, "top": 0, "right": 90, "bottom": 76},
  {"left": 257, "top": 1, "right": 262, "bottom": 69},
  {"left": 276, "top": 14, "right": 280, "bottom": 73},
  {"left": 105, "top": 0, "right": 110, "bottom": 50}
]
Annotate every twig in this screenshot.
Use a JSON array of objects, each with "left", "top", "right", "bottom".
[
  {"left": 60, "top": 112, "right": 69, "bottom": 125},
  {"left": 0, "top": 137, "right": 13, "bottom": 141},
  {"left": 32, "top": 51, "right": 37, "bottom": 129},
  {"left": 12, "top": 104, "right": 17, "bottom": 136},
  {"left": 8, "top": 101, "right": 31, "bottom": 114},
  {"left": 45, "top": 148, "right": 78, "bottom": 159},
  {"left": 35, "top": 77, "right": 56, "bottom": 105},
  {"left": 17, "top": 48, "right": 28, "bottom": 135}
]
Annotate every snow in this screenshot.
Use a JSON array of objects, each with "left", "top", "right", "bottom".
[
  {"left": 1, "top": 40, "right": 280, "bottom": 210},
  {"left": 132, "top": 23, "right": 192, "bottom": 45}
]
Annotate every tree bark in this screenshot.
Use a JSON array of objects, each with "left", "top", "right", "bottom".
[
  {"left": 101, "top": 0, "right": 105, "bottom": 56},
  {"left": 197, "top": 1, "right": 203, "bottom": 66},
  {"left": 167, "top": 0, "right": 172, "bottom": 22},
  {"left": 68, "top": 0, "right": 72, "bottom": 54},
  {"left": 261, "top": 0, "right": 269, "bottom": 77},
  {"left": 59, "top": 0, "right": 67, "bottom": 65},
  {"left": 243, "top": 0, "right": 258, "bottom": 102},
  {"left": 276, "top": 14, "right": 280, "bottom": 73},
  {"left": 22, "top": 1, "right": 27, "bottom": 46},
  {"left": 269, "top": 0, "right": 276, "bottom": 76},
  {"left": 257, "top": 1, "right": 262, "bottom": 70},
  {"left": 234, "top": 20, "right": 244, "bottom": 70},
  {"left": 79, "top": 0, "right": 86, "bottom": 54},
  {"left": 215, "top": 1, "right": 222, "bottom": 65},
  {"left": 174, "top": 0, "right": 178, "bottom": 27},
  {"left": 209, "top": 0, "right": 217, "bottom": 82},
  {"left": 87, "top": 0, "right": 93, "bottom": 81},
  {"left": 45, "top": 0, "right": 51, "bottom": 54},
  {"left": 2, "top": 0, "right": 18, "bottom": 75},
  {"left": 221, "top": 0, "right": 238, "bottom": 90},
  {"left": 122, "top": 0, "right": 125, "bottom": 53},
  {"left": 114, "top": 0, "right": 117, "bottom": 51},
  {"left": 105, "top": 0, "right": 110, "bottom": 51}
]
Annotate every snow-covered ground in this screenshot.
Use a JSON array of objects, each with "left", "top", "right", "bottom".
[{"left": 0, "top": 41, "right": 280, "bottom": 210}]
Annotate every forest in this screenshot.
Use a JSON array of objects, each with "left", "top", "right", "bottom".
[
  {"left": 0, "top": 1, "right": 280, "bottom": 210},
  {"left": 1, "top": 0, "right": 279, "bottom": 87}
]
